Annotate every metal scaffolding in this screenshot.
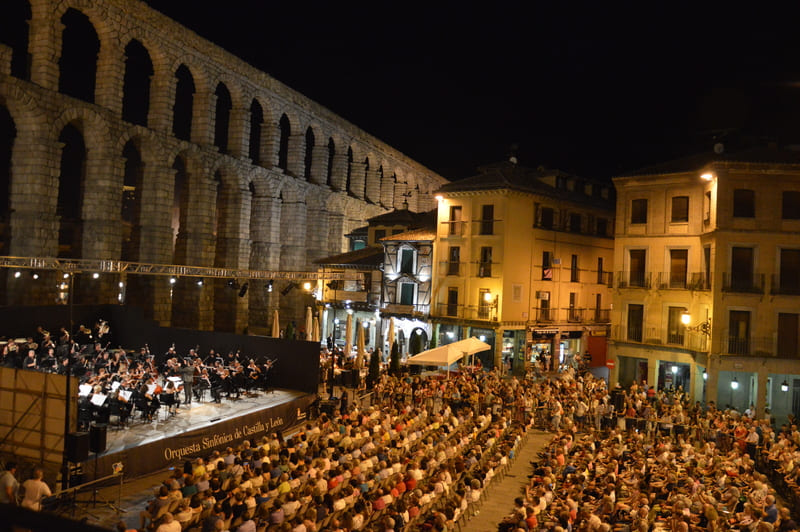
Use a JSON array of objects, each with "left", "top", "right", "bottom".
[{"left": 0, "top": 256, "right": 354, "bottom": 281}]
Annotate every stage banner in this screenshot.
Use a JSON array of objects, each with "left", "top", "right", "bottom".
[{"left": 92, "top": 394, "right": 315, "bottom": 478}]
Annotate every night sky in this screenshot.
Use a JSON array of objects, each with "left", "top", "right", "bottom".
[{"left": 144, "top": 2, "right": 800, "bottom": 181}]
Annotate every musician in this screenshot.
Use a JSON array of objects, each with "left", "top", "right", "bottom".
[
  {"left": 94, "top": 319, "right": 111, "bottom": 346},
  {"left": 245, "top": 359, "right": 261, "bottom": 391},
  {"left": 39, "top": 347, "right": 57, "bottom": 372},
  {"left": 23, "top": 349, "right": 37, "bottom": 371},
  {"left": 74, "top": 325, "right": 93, "bottom": 348},
  {"left": 178, "top": 360, "right": 195, "bottom": 405},
  {"left": 163, "top": 379, "right": 180, "bottom": 415},
  {"left": 203, "top": 348, "right": 218, "bottom": 366}
]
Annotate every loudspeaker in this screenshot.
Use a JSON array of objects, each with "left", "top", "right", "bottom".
[
  {"left": 320, "top": 400, "right": 337, "bottom": 415},
  {"left": 65, "top": 431, "right": 90, "bottom": 462},
  {"left": 89, "top": 423, "right": 107, "bottom": 454}
]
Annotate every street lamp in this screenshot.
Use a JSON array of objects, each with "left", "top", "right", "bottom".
[
  {"left": 680, "top": 310, "right": 711, "bottom": 335},
  {"left": 483, "top": 291, "right": 499, "bottom": 320},
  {"left": 731, "top": 377, "right": 739, "bottom": 390},
  {"left": 781, "top": 380, "right": 789, "bottom": 392}
]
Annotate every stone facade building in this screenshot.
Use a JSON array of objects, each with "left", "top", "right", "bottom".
[{"left": 0, "top": 0, "right": 446, "bottom": 333}]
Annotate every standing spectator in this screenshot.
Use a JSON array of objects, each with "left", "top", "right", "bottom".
[
  {"left": 0, "top": 461, "right": 19, "bottom": 505},
  {"left": 20, "top": 468, "right": 51, "bottom": 511}
]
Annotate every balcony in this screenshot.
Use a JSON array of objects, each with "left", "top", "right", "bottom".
[
  {"left": 475, "top": 261, "right": 496, "bottom": 278},
  {"left": 441, "top": 220, "right": 467, "bottom": 236},
  {"left": 689, "top": 272, "right": 711, "bottom": 290},
  {"left": 437, "top": 302, "right": 463, "bottom": 318},
  {"left": 383, "top": 303, "right": 429, "bottom": 316},
  {"left": 566, "top": 308, "right": 583, "bottom": 322},
  {"left": 725, "top": 336, "right": 773, "bottom": 357},
  {"left": 611, "top": 326, "right": 709, "bottom": 351},
  {"left": 656, "top": 271, "right": 688, "bottom": 290},
  {"left": 535, "top": 307, "right": 555, "bottom": 322},
  {"left": 591, "top": 308, "right": 611, "bottom": 323},
  {"left": 616, "top": 271, "right": 651, "bottom": 289},
  {"left": 596, "top": 271, "right": 613, "bottom": 286},
  {"left": 770, "top": 273, "right": 800, "bottom": 295},
  {"left": 722, "top": 273, "right": 764, "bottom": 294},
  {"left": 441, "top": 261, "right": 464, "bottom": 276},
  {"left": 324, "top": 289, "right": 369, "bottom": 303}
]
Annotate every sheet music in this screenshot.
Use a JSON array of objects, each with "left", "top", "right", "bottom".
[
  {"left": 167, "top": 376, "right": 183, "bottom": 385},
  {"left": 119, "top": 390, "right": 133, "bottom": 402},
  {"left": 111, "top": 381, "right": 121, "bottom": 391},
  {"left": 90, "top": 393, "right": 107, "bottom": 406},
  {"left": 147, "top": 383, "right": 157, "bottom": 395},
  {"left": 78, "top": 384, "right": 92, "bottom": 396}
]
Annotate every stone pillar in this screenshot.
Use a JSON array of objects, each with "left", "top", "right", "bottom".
[
  {"left": 147, "top": 63, "right": 175, "bottom": 134},
  {"left": 287, "top": 133, "right": 306, "bottom": 177},
  {"left": 310, "top": 144, "right": 329, "bottom": 185},
  {"left": 706, "top": 355, "right": 719, "bottom": 408},
  {"left": 327, "top": 211, "right": 345, "bottom": 254},
  {"left": 261, "top": 122, "right": 281, "bottom": 169},
  {"left": 172, "top": 170, "right": 217, "bottom": 330},
  {"left": 305, "top": 203, "right": 330, "bottom": 266},
  {"left": 28, "top": 3, "right": 59, "bottom": 91},
  {"left": 94, "top": 39, "right": 124, "bottom": 115},
  {"left": 129, "top": 161, "right": 175, "bottom": 325},
  {"left": 227, "top": 105, "right": 249, "bottom": 159},
  {"left": 349, "top": 160, "right": 366, "bottom": 199},
  {"left": 394, "top": 181, "right": 408, "bottom": 209},
  {"left": 494, "top": 328, "right": 503, "bottom": 371},
  {"left": 213, "top": 184, "right": 252, "bottom": 333},
  {"left": 0, "top": 44, "right": 11, "bottom": 75},
  {"left": 380, "top": 175, "right": 395, "bottom": 208},
  {"left": 280, "top": 198, "right": 308, "bottom": 325},
  {"left": 191, "top": 88, "right": 214, "bottom": 147},
  {"left": 329, "top": 153, "right": 348, "bottom": 191},
  {"left": 365, "top": 166, "right": 380, "bottom": 203},
  {"left": 248, "top": 194, "right": 282, "bottom": 335}
]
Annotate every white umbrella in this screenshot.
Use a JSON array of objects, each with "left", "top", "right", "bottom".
[
  {"left": 344, "top": 313, "right": 353, "bottom": 356},
  {"left": 387, "top": 317, "right": 395, "bottom": 356},
  {"left": 312, "top": 316, "right": 320, "bottom": 343},
  {"left": 271, "top": 309, "right": 280, "bottom": 338},
  {"left": 305, "top": 306, "right": 313, "bottom": 341},
  {"left": 355, "top": 320, "right": 366, "bottom": 369}
]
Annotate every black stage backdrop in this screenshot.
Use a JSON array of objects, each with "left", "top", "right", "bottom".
[{"left": 0, "top": 305, "right": 319, "bottom": 394}]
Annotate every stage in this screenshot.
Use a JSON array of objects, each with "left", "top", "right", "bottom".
[{"left": 85, "top": 388, "right": 316, "bottom": 479}]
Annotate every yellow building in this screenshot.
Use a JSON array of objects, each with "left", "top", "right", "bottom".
[
  {"left": 431, "top": 161, "right": 615, "bottom": 372},
  {"left": 609, "top": 148, "right": 800, "bottom": 422}
]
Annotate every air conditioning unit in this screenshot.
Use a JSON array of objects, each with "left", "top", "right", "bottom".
[
  {"left": 552, "top": 258, "right": 562, "bottom": 265},
  {"left": 535, "top": 291, "right": 550, "bottom": 300}
]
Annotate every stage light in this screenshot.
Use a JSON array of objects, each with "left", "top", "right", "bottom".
[
  {"left": 280, "top": 283, "right": 295, "bottom": 296},
  {"left": 238, "top": 282, "right": 249, "bottom": 298},
  {"left": 703, "top": 369, "right": 708, "bottom": 381},
  {"left": 700, "top": 172, "right": 714, "bottom": 181},
  {"left": 169, "top": 277, "right": 177, "bottom": 284},
  {"left": 92, "top": 272, "right": 100, "bottom": 279},
  {"left": 196, "top": 279, "right": 204, "bottom": 286},
  {"left": 782, "top": 380, "right": 789, "bottom": 392},
  {"left": 731, "top": 377, "right": 739, "bottom": 390},
  {"left": 32, "top": 273, "right": 39, "bottom": 280},
  {"left": 13, "top": 271, "right": 21, "bottom": 278},
  {"left": 63, "top": 273, "right": 70, "bottom": 279},
  {"left": 303, "top": 281, "right": 312, "bottom": 291},
  {"left": 118, "top": 281, "right": 124, "bottom": 288},
  {"left": 227, "top": 279, "right": 239, "bottom": 289},
  {"left": 267, "top": 280, "right": 274, "bottom": 292}
]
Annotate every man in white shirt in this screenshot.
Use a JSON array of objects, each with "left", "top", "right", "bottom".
[{"left": 20, "top": 468, "right": 51, "bottom": 511}]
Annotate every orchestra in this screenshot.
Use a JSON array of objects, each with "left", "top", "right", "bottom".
[{"left": 0, "top": 322, "right": 278, "bottom": 431}]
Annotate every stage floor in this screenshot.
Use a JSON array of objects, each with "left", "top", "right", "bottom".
[{"left": 104, "top": 389, "right": 305, "bottom": 455}]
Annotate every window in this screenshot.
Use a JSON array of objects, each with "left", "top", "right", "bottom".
[
  {"left": 480, "top": 204, "right": 494, "bottom": 235},
  {"left": 730, "top": 247, "right": 754, "bottom": 290},
  {"left": 779, "top": 249, "right": 800, "bottom": 294},
  {"left": 704, "top": 191, "right": 711, "bottom": 223},
  {"left": 570, "top": 254, "right": 579, "bottom": 282},
  {"left": 568, "top": 292, "right": 579, "bottom": 321},
  {"left": 399, "top": 248, "right": 414, "bottom": 275},
  {"left": 728, "top": 310, "right": 750, "bottom": 355},
  {"left": 569, "top": 213, "right": 581, "bottom": 232},
  {"left": 671, "top": 196, "right": 689, "bottom": 222},
  {"left": 539, "top": 207, "right": 554, "bottom": 229},
  {"left": 373, "top": 229, "right": 386, "bottom": 243},
  {"left": 597, "top": 257, "right": 605, "bottom": 284},
  {"left": 669, "top": 249, "right": 688, "bottom": 288},
  {"left": 596, "top": 218, "right": 608, "bottom": 236},
  {"left": 667, "top": 307, "right": 686, "bottom": 345},
  {"left": 448, "top": 206, "right": 462, "bottom": 235},
  {"left": 539, "top": 295, "right": 551, "bottom": 321},
  {"left": 479, "top": 247, "right": 492, "bottom": 277},
  {"left": 447, "top": 246, "right": 460, "bottom": 275},
  {"left": 629, "top": 249, "right": 646, "bottom": 287},
  {"left": 703, "top": 246, "right": 711, "bottom": 289},
  {"left": 783, "top": 191, "right": 800, "bottom": 220},
  {"left": 733, "top": 189, "right": 755, "bottom": 218},
  {"left": 627, "top": 304, "right": 644, "bottom": 342},
  {"left": 542, "top": 251, "right": 553, "bottom": 280},
  {"left": 594, "top": 293, "right": 603, "bottom": 321},
  {"left": 478, "top": 288, "right": 490, "bottom": 319},
  {"left": 777, "top": 313, "right": 799, "bottom": 357},
  {"left": 631, "top": 199, "right": 648, "bottom": 224},
  {"left": 399, "top": 283, "right": 414, "bottom": 305},
  {"left": 446, "top": 287, "right": 458, "bottom": 317}
]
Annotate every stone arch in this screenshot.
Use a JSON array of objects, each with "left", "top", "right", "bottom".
[
  {"left": 248, "top": 98, "right": 264, "bottom": 165},
  {"left": 213, "top": 81, "right": 232, "bottom": 153},
  {"left": 55, "top": 121, "right": 87, "bottom": 258},
  {"left": 326, "top": 136, "right": 336, "bottom": 187},
  {"left": 277, "top": 113, "right": 291, "bottom": 172},
  {"left": 58, "top": 7, "right": 100, "bottom": 103},
  {"left": 303, "top": 125, "right": 315, "bottom": 181},
  {"left": 172, "top": 63, "right": 196, "bottom": 141},
  {"left": 0, "top": 104, "right": 16, "bottom": 255},
  {"left": 120, "top": 136, "right": 145, "bottom": 261},
  {"left": 170, "top": 151, "right": 191, "bottom": 261},
  {"left": 121, "top": 39, "right": 153, "bottom": 127},
  {"left": 0, "top": 0, "right": 31, "bottom": 80}
]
